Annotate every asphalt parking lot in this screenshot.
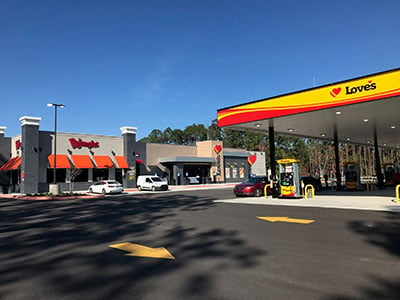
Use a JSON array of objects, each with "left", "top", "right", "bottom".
[{"left": 1, "top": 188, "right": 399, "bottom": 299}]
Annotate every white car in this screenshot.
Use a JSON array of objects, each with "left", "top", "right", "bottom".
[{"left": 88, "top": 180, "right": 123, "bottom": 195}]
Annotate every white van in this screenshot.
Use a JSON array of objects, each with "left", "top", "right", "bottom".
[{"left": 137, "top": 175, "right": 168, "bottom": 191}]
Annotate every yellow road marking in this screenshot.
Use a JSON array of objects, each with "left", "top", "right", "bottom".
[
  {"left": 109, "top": 242, "right": 175, "bottom": 259},
  {"left": 257, "top": 216, "right": 315, "bottom": 224}
]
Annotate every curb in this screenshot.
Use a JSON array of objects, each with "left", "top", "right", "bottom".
[
  {"left": 0, "top": 194, "right": 103, "bottom": 201},
  {"left": 0, "top": 183, "right": 236, "bottom": 200},
  {"left": 124, "top": 183, "right": 236, "bottom": 193}
]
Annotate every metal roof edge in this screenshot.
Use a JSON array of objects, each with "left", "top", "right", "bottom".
[{"left": 159, "top": 156, "right": 215, "bottom": 163}]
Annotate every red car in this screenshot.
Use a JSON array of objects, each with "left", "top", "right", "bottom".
[{"left": 234, "top": 176, "right": 272, "bottom": 197}]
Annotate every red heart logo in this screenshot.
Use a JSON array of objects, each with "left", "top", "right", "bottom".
[
  {"left": 247, "top": 155, "right": 257, "bottom": 166},
  {"left": 330, "top": 88, "right": 342, "bottom": 97},
  {"left": 330, "top": 87, "right": 341, "bottom": 97},
  {"left": 214, "top": 145, "right": 222, "bottom": 154}
]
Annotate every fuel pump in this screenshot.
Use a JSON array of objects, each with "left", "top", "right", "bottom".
[
  {"left": 344, "top": 162, "right": 361, "bottom": 190},
  {"left": 277, "top": 159, "right": 301, "bottom": 198},
  {"left": 384, "top": 163, "right": 395, "bottom": 186}
]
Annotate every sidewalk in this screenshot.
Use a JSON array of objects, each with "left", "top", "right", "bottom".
[
  {"left": 0, "top": 183, "right": 237, "bottom": 200},
  {"left": 216, "top": 189, "right": 400, "bottom": 212}
]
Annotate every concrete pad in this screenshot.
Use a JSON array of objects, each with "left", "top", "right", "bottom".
[{"left": 215, "top": 194, "right": 400, "bottom": 212}]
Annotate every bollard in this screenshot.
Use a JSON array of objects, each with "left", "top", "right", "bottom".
[
  {"left": 396, "top": 185, "right": 400, "bottom": 204},
  {"left": 264, "top": 184, "right": 271, "bottom": 200},
  {"left": 304, "top": 184, "right": 315, "bottom": 199}
]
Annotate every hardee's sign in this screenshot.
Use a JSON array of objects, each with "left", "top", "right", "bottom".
[
  {"left": 217, "top": 69, "right": 400, "bottom": 127},
  {"left": 69, "top": 138, "right": 99, "bottom": 149},
  {"left": 15, "top": 140, "right": 22, "bottom": 150}
]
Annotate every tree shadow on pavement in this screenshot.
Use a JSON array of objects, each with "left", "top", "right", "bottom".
[
  {"left": 325, "top": 276, "right": 400, "bottom": 300},
  {"left": 325, "top": 211, "right": 400, "bottom": 300},
  {"left": 0, "top": 193, "right": 266, "bottom": 299},
  {"left": 349, "top": 212, "right": 400, "bottom": 257}
]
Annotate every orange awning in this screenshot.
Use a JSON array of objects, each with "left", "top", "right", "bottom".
[
  {"left": 0, "top": 157, "right": 22, "bottom": 171},
  {"left": 70, "top": 155, "right": 94, "bottom": 168},
  {"left": 48, "top": 154, "right": 71, "bottom": 169},
  {"left": 93, "top": 156, "right": 115, "bottom": 168},
  {"left": 115, "top": 156, "right": 129, "bottom": 168}
]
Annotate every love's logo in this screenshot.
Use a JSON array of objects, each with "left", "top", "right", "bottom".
[
  {"left": 330, "top": 87, "right": 341, "bottom": 97},
  {"left": 214, "top": 145, "right": 222, "bottom": 154},
  {"left": 247, "top": 155, "right": 257, "bottom": 166}
]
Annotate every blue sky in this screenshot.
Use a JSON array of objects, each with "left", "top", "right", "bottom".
[{"left": 1, "top": 0, "right": 399, "bottom": 139}]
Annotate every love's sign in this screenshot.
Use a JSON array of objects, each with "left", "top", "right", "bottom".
[
  {"left": 247, "top": 155, "right": 257, "bottom": 166},
  {"left": 214, "top": 145, "right": 222, "bottom": 154}
]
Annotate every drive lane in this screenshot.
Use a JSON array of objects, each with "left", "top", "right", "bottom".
[{"left": 1, "top": 188, "right": 399, "bottom": 299}]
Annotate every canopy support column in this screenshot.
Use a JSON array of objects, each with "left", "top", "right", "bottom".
[
  {"left": 269, "top": 122, "right": 279, "bottom": 197},
  {"left": 333, "top": 122, "right": 342, "bottom": 191},
  {"left": 373, "top": 124, "right": 385, "bottom": 189}
]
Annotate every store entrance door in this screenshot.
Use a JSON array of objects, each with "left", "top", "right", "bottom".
[{"left": 183, "top": 164, "right": 210, "bottom": 184}]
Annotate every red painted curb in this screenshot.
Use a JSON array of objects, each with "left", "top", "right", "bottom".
[
  {"left": 0, "top": 183, "right": 237, "bottom": 200},
  {"left": 0, "top": 194, "right": 102, "bottom": 200}
]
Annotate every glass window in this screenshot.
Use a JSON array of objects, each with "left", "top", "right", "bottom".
[
  {"left": 232, "top": 168, "right": 238, "bottom": 178},
  {"left": 225, "top": 167, "right": 231, "bottom": 179},
  {"left": 151, "top": 177, "right": 163, "bottom": 182},
  {"left": 239, "top": 167, "right": 245, "bottom": 178},
  {"left": 74, "top": 169, "right": 89, "bottom": 182},
  {"left": 115, "top": 169, "right": 123, "bottom": 183},
  {"left": 93, "top": 169, "right": 109, "bottom": 181},
  {"left": 244, "top": 177, "right": 265, "bottom": 184},
  {"left": 106, "top": 180, "right": 118, "bottom": 184},
  {"left": 47, "top": 169, "right": 67, "bottom": 183}
]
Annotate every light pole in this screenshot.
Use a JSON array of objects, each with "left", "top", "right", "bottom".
[{"left": 47, "top": 103, "right": 65, "bottom": 191}]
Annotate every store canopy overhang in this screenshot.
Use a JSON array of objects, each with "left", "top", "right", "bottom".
[
  {"left": 159, "top": 156, "right": 215, "bottom": 164},
  {"left": 48, "top": 154, "right": 71, "bottom": 169},
  {"left": 223, "top": 151, "right": 249, "bottom": 158},
  {"left": 93, "top": 155, "right": 114, "bottom": 168},
  {"left": 70, "top": 155, "right": 94, "bottom": 168},
  {"left": 115, "top": 156, "right": 129, "bottom": 168},
  {"left": 0, "top": 156, "right": 22, "bottom": 171},
  {"left": 217, "top": 68, "right": 400, "bottom": 148}
]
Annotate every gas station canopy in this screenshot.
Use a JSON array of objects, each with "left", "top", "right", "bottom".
[{"left": 217, "top": 68, "right": 400, "bottom": 148}]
